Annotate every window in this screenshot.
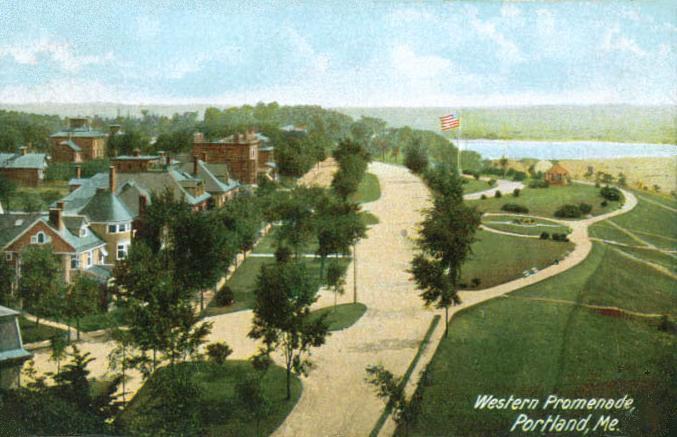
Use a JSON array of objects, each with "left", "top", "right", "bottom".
[
  {"left": 117, "top": 243, "right": 128, "bottom": 260},
  {"left": 86, "top": 250, "right": 93, "bottom": 267},
  {"left": 70, "top": 255, "right": 80, "bottom": 269},
  {"left": 118, "top": 223, "right": 129, "bottom": 233},
  {"left": 5, "top": 253, "right": 12, "bottom": 261},
  {"left": 79, "top": 227, "right": 88, "bottom": 237},
  {"left": 98, "top": 251, "right": 106, "bottom": 264},
  {"left": 108, "top": 224, "right": 117, "bottom": 233},
  {"left": 31, "top": 231, "right": 48, "bottom": 244}
]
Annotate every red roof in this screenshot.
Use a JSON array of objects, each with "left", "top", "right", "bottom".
[{"left": 546, "top": 164, "right": 569, "bottom": 175}]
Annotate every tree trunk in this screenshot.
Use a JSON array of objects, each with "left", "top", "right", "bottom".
[
  {"left": 200, "top": 290, "right": 204, "bottom": 313},
  {"left": 76, "top": 318, "right": 81, "bottom": 341},
  {"left": 153, "top": 349, "right": 157, "bottom": 370},
  {"left": 445, "top": 306, "right": 449, "bottom": 337},
  {"left": 286, "top": 361, "right": 292, "bottom": 400},
  {"left": 319, "top": 256, "right": 325, "bottom": 281}
]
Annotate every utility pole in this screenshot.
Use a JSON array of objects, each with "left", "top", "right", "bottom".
[{"left": 353, "top": 243, "right": 357, "bottom": 303}]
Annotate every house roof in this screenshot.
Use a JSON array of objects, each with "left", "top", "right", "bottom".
[
  {"left": 178, "top": 160, "right": 240, "bottom": 194},
  {"left": 80, "top": 189, "right": 135, "bottom": 223},
  {"left": 546, "top": 163, "right": 569, "bottom": 175},
  {"left": 59, "top": 140, "right": 81, "bottom": 152},
  {"left": 50, "top": 127, "right": 106, "bottom": 138},
  {"left": 0, "top": 213, "right": 43, "bottom": 248},
  {"left": 113, "top": 155, "right": 160, "bottom": 161},
  {"left": 0, "top": 153, "right": 48, "bottom": 170},
  {"left": 0, "top": 305, "right": 19, "bottom": 318},
  {"left": 85, "top": 265, "right": 113, "bottom": 284}
]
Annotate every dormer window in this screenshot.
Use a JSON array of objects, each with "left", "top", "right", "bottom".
[
  {"left": 30, "top": 231, "right": 48, "bottom": 244},
  {"left": 79, "top": 227, "right": 88, "bottom": 237}
]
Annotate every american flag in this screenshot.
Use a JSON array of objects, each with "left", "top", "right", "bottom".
[{"left": 439, "top": 113, "right": 460, "bottom": 131}]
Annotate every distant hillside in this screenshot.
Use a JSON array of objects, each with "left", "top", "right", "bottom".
[{"left": 337, "top": 105, "right": 677, "bottom": 144}]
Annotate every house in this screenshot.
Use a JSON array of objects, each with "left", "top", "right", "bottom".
[
  {"left": 0, "top": 147, "right": 48, "bottom": 186},
  {"left": 112, "top": 149, "right": 162, "bottom": 173},
  {"left": 544, "top": 163, "right": 570, "bottom": 185},
  {"left": 179, "top": 156, "right": 240, "bottom": 208},
  {"left": 0, "top": 202, "right": 109, "bottom": 284},
  {"left": 192, "top": 129, "right": 275, "bottom": 185},
  {"left": 50, "top": 118, "right": 107, "bottom": 162},
  {"left": 0, "top": 305, "right": 32, "bottom": 389}
]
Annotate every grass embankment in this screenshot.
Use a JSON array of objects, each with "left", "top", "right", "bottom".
[
  {"left": 117, "top": 361, "right": 301, "bottom": 436},
  {"left": 19, "top": 317, "right": 66, "bottom": 344},
  {"left": 482, "top": 215, "right": 571, "bottom": 237},
  {"left": 205, "top": 257, "right": 351, "bottom": 316},
  {"left": 460, "top": 230, "right": 573, "bottom": 289},
  {"left": 405, "top": 241, "right": 674, "bottom": 436},
  {"left": 468, "top": 183, "right": 622, "bottom": 218},
  {"left": 309, "top": 303, "right": 367, "bottom": 331},
  {"left": 350, "top": 172, "right": 381, "bottom": 204}
]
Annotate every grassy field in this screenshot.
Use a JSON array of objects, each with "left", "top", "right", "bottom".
[
  {"left": 405, "top": 241, "right": 675, "bottom": 436},
  {"left": 19, "top": 317, "right": 66, "bottom": 344},
  {"left": 482, "top": 214, "right": 571, "bottom": 236},
  {"left": 469, "top": 183, "right": 622, "bottom": 218},
  {"left": 253, "top": 228, "right": 319, "bottom": 255},
  {"left": 463, "top": 178, "right": 493, "bottom": 194},
  {"left": 309, "top": 303, "right": 367, "bottom": 331},
  {"left": 611, "top": 246, "right": 677, "bottom": 275},
  {"left": 460, "top": 230, "right": 573, "bottom": 289},
  {"left": 205, "top": 257, "right": 350, "bottom": 316},
  {"left": 350, "top": 172, "right": 381, "bottom": 204},
  {"left": 117, "top": 361, "right": 301, "bottom": 436}
]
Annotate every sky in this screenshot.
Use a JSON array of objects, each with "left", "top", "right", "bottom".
[{"left": 0, "top": 0, "right": 675, "bottom": 107}]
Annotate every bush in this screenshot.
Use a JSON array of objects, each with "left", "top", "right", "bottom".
[
  {"left": 275, "top": 246, "right": 292, "bottom": 263},
  {"left": 578, "top": 202, "right": 592, "bottom": 214},
  {"left": 501, "top": 203, "right": 530, "bottom": 214},
  {"left": 470, "top": 278, "right": 481, "bottom": 288},
  {"left": 600, "top": 186, "right": 621, "bottom": 201},
  {"left": 551, "top": 233, "right": 570, "bottom": 242},
  {"left": 480, "top": 194, "right": 487, "bottom": 200},
  {"left": 528, "top": 180, "right": 549, "bottom": 189},
  {"left": 554, "top": 204, "right": 582, "bottom": 218},
  {"left": 512, "top": 171, "right": 527, "bottom": 181},
  {"left": 206, "top": 342, "right": 233, "bottom": 365},
  {"left": 487, "top": 178, "right": 496, "bottom": 187},
  {"left": 601, "top": 200, "right": 608, "bottom": 207},
  {"left": 540, "top": 232, "right": 550, "bottom": 240},
  {"left": 513, "top": 188, "right": 520, "bottom": 197},
  {"left": 214, "top": 285, "right": 235, "bottom": 306},
  {"left": 494, "top": 190, "right": 502, "bottom": 198}
]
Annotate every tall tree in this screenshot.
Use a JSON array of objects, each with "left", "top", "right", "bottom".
[
  {"left": 64, "top": 275, "right": 101, "bottom": 340},
  {"left": 404, "top": 139, "right": 429, "bottom": 175},
  {"left": 18, "top": 245, "right": 65, "bottom": 327},
  {"left": 249, "top": 260, "right": 329, "bottom": 400},
  {"left": 0, "top": 174, "right": 16, "bottom": 211}
]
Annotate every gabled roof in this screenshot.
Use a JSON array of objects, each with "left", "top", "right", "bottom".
[
  {"left": 59, "top": 140, "right": 81, "bottom": 152},
  {"left": 50, "top": 127, "right": 106, "bottom": 138},
  {"left": 0, "top": 153, "right": 48, "bottom": 170},
  {"left": 0, "top": 213, "right": 43, "bottom": 248},
  {"left": 113, "top": 155, "right": 160, "bottom": 161},
  {"left": 178, "top": 160, "right": 240, "bottom": 194},
  {"left": 80, "top": 189, "right": 135, "bottom": 223},
  {"left": 546, "top": 163, "right": 569, "bottom": 175}
]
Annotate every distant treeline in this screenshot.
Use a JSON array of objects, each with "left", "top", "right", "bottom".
[
  {"left": 339, "top": 105, "right": 677, "bottom": 144},
  {"left": 0, "top": 103, "right": 476, "bottom": 177}
]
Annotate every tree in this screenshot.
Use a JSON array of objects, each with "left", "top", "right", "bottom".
[
  {"left": 0, "top": 257, "right": 16, "bottom": 306},
  {"left": 499, "top": 156, "right": 508, "bottom": 177},
  {"left": 206, "top": 342, "right": 233, "bottom": 365},
  {"left": 326, "top": 260, "right": 346, "bottom": 311},
  {"left": 236, "top": 375, "right": 271, "bottom": 437},
  {"left": 273, "top": 186, "right": 323, "bottom": 258},
  {"left": 64, "top": 275, "right": 101, "bottom": 340},
  {"left": 18, "top": 245, "right": 65, "bottom": 326},
  {"left": 49, "top": 335, "right": 68, "bottom": 376},
  {"left": 249, "top": 260, "right": 329, "bottom": 400},
  {"left": 0, "top": 174, "right": 16, "bottom": 211},
  {"left": 410, "top": 173, "right": 481, "bottom": 336},
  {"left": 365, "top": 365, "right": 414, "bottom": 432},
  {"left": 404, "top": 139, "right": 429, "bottom": 174}
]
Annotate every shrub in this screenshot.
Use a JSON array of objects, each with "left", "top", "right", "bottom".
[
  {"left": 513, "top": 188, "right": 521, "bottom": 197},
  {"left": 552, "top": 233, "right": 570, "bottom": 242},
  {"left": 214, "top": 285, "right": 235, "bottom": 306},
  {"left": 578, "top": 202, "right": 592, "bottom": 214},
  {"left": 600, "top": 186, "right": 621, "bottom": 201},
  {"left": 528, "top": 180, "right": 549, "bottom": 189},
  {"left": 494, "top": 190, "right": 502, "bottom": 198},
  {"left": 512, "top": 171, "right": 527, "bottom": 181},
  {"left": 480, "top": 194, "right": 487, "bottom": 200},
  {"left": 601, "top": 200, "right": 608, "bottom": 207},
  {"left": 487, "top": 178, "right": 496, "bottom": 187},
  {"left": 275, "top": 246, "right": 292, "bottom": 263},
  {"left": 501, "top": 203, "right": 529, "bottom": 213},
  {"left": 206, "top": 342, "right": 233, "bottom": 365},
  {"left": 473, "top": 172, "right": 480, "bottom": 181},
  {"left": 554, "top": 204, "right": 582, "bottom": 218},
  {"left": 470, "top": 278, "right": 481, "bottom": 288},
  {"left": 540, "top": 232, "right": 550, "bottom": 240}
]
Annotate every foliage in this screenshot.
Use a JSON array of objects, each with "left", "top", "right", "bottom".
[
  {"left": 578, "top": 202, "right": 593, "bottom": 214},
  {"left": 249, "top": 259, "right": 329, "bottom": 399},
  {"left": 0, "top": 257, "right": 16, "bottom": 306},
  {"left": 214, "top": 285, "right": 235, "bottom": 306},
  {"left": 235, "top": 375, "right": 272, "bottom": 436},
  {"left": 107, "top": 129, "right": 150, "bottom": 157},
  {"left": 365, "top": 365, "right": 413, "bottom": 429},
  {"left": 554, "top": 204, "right": 583, "bottom": 218},
  {"left": 0, "top": 174, "right": 17, "bottom": 210},
  {"left": 404, "top": 139, "right": 429, "bottom": 174},
  {"left": 600, "top": 185, "right": 622, "bottom": 201},
  {"left": 64, "top": 274, "right": 101, "bottom": 340},
  {"left": 206, "top": 342, "right": 233, "bottom": 365},
  {"left": 18, "top": 245, "right": 65, "bottom": 324},
  {"left": 528, "top": 179, "right": 550, "bottom": 188},
  {"left": 501, "top": 203, "right": 529, "bottom": 214},
  {"left": 326, "top": 260, "right": 347, "bottom": 310},
  {"left": 494, "top": 190, "right": 502, "bottom": 198},
  {"left": 513, "top": 188, "right": 521, "bottom": 197},
  {"left": 540, "top": 232, "right": 550, "bottom": 240}
]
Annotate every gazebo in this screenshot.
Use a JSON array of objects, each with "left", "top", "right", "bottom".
[
  {"left": 0, "top": 305, "right": 32, "bottom": 389},
  {"left": 544, "top": 164, "right": 570, "bottom": 185}
]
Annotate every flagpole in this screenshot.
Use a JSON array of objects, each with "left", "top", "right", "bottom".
[{"left": 457, "top": 110, "right": 462, "bottom": 174}]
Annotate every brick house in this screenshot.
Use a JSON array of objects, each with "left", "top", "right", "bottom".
[
  {"left": 179, "top": 156, "right": 240, "bottom": 208},
  {"left": 0, "top": 148, "right": 48, "bottom": 187},
  {"left": 0, "top": 306, "right": 31, "bottom": 389},
  {"left": 192, "top": 129, "right": 275, "bottom": 185},
  {"left": 50, "top": 118, "right": 107, "bottom": 162}
]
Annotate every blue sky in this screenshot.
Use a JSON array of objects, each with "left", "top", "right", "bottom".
[{"left": 0, "top": 0, "right": 675, "bottom": 106}]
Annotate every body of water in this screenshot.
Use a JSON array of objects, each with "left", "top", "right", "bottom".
[{"left": 461, "top": 140, "right": 676, "bottom": 160}]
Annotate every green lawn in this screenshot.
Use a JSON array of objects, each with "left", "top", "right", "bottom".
[
  {"left": 460, "top": 230, "right": 573, "bottom": 289},
  {"left": 463, "top": 178, "right": 493, "bottom": 194},
  {"left": 482, "top": 215, "right": 571, "bottom": 236},
  {"left": 613, "top": 246, "right": 677, "bottom": 275},
  {"left": 360, "top": 211, "right": 379, "bottom": 226},
  {"left": 19, "top": 317, "right": 67, "bottom": 344},
  {"left": 253, "top": 228, "right": 319, "bottom": 255},
  {"left": 405, "top": 240, "right": 675, "bottom": 436},
  {"left": 350, "top": 172, "right": 381, "bottom": 204},
  {"left": 205, "top": 257, "right": 351, "bottom": 317},
  {"left": 117, "top": 361, "right": 302, "bottom": 436},
  {"left": 310, "top": 303, "right": 367, "bottom": 331},
  {"left": 468, "top": 183, "right": 622, "bottom": 218}
]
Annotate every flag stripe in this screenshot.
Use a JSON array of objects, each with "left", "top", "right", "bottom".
[{"left": 440, "top": 113, "right": 460, "bottom": 131}]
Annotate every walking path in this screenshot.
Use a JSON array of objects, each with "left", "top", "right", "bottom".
[
  {"left": 463, "top": 178, "right": 524, "bottom": 200},
  {"left": 502, "top": 295, "right": 665, "bottom": 319},
  {"left": 636, "top": 194, "right": 677, "bottom": 213}
]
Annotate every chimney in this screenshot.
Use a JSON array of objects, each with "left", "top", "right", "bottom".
[
  {"left": 57, "top": 200, "right": 65, "bottom": 210},
  {"left": 75, "top": 165, "right": 82, "bottom": 179},
  {"left": 201, "top": 151, "right": 208, "bottom": 162},
  {"left": 138, "top": 195, "right": 147, "bottom": 216},
  {"left": 109, "top": 124, "right": 121, "bottom": 136},
  {"left": 193, "top": 155, "right": 199, "bottom": 176},
  {"left": 133, "top": 148, "right": 141, "bottom": 157},
  {"left": 19, "top": 146, "right": 27, "bottom": 156},
  {"left": 26, "top": 142, "right": 32, "bottom": 151},
  {"left": 193, "top": 132, "right": 204, "bottom": 143},
  {"left": 49, "top": 204, "right": 64, "bottom": 231},
  {"left": 109, "top": 166, "right": 117, "bottom": 192}
]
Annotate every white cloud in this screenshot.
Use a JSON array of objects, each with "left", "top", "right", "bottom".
[
  {"left": 501, "top": 4, "right": 521, "bottom": 19},
  {"left": 285, "top": 27, "right": 331, "bottom": 74},
  {"left": 0, "top": 37, "right": 113, "bottom": 72},
  {"left": 390, "top": 44, "right": 452, "bottom": 79},
  {"left": 601, "top": 25, "right": 647, "bottom": 57},
  {"left": 471, "top": 18, "right": 523, "bottom": 63}
]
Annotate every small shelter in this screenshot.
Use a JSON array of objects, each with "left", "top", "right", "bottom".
[{"left": 544, "top": 163, "right": 570, "bottom": 185}]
